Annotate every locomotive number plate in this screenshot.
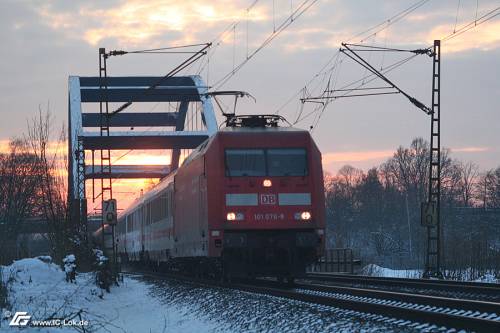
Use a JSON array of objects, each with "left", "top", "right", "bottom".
[
  {"left": 254, "top": 213, "right": 285, "bottom": 221},
  {"left": 260, "top": 194, "right": 277, "bottom": 205}
]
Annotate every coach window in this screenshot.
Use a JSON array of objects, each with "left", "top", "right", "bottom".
[
  {"left": 267, "top": 148, "right": 308, "bottom": 176},
  {"left": 130, "top": 213, "right": 133, "bottom": 230},
  {"left": 161, "top": 194, "right": 167, "bottom": 220},
  {"left": 225, "top": 149, "right": 266, "bottom": 176}
]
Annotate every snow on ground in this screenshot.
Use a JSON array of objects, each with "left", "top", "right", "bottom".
[
  {"left": 473, "top": 273, "right": 499, "bottom": 283},
  {"left": 0, "top": 257, "right": 215, "bottom": 332},
  {"left": 362, "top": 264, "right": 499, "bottom": 283},
  {"left": 0, "top": 257, "right": 465, "bottom": 332},
  {"left": 148, "top": 277, "right": 433, "bottom": 333},
  {"left": 362, "top": 264, "right": 422, "bottom": 278}
]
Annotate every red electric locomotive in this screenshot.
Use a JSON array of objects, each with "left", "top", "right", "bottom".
[{"left": 115, "top": 115, "right": 325, "bottom": 281}]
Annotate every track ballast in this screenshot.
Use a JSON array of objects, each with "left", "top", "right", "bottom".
[{"left": 124, "top": 270, "right": 500, "bottom": 332}]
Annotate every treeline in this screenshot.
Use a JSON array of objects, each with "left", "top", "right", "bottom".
[
  {"left": 325, "top": 138, "right": 500, "bottom": 278},
  {"left": 0, "top": 111, "right": 71, "bottom": 264}
]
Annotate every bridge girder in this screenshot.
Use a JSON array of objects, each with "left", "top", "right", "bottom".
[
  {"left": 85, "top": 165, "right": 170, "bottom": 179},
  {"left": 68, "top": 75, "right": 217, "bottom": 224}
]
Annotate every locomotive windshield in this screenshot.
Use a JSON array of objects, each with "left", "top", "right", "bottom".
[
  {"left": 267, "top": 148, "right": 307, "bottom": 176},
  {"left": 225, "top": 149, "right": 266, "bottom": 176},
  {"left": 225, "top": 148, "right": 307, "bottom": 177}
]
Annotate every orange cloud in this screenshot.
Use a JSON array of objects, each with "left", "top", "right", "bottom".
[
  {"left": 426, "top": 20, "right": 500, "bottom": 53},
  {"left": 0, "top": 139, "right": 9, "bottom": 152},
  {"left": 37, "top": 0, "right": 269, "bottom": 47},
  {"left": 0, "top": 139, "right": 66, "bottom": 156},
  {"left": 84, "top": 149, "right": 180, "bottom": 212},
  {"left": 451, "top": 146, "right": 490, "bottom": 153},
  {"left": 322, "top": 149, "right": 394, "bottom": 165},
  {"left": 86, "top": 178, "right": 160, "bottom": 214}
]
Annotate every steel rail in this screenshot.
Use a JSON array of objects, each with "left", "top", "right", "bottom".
[
  {"left": 306, "top": 273, "right": 500, "bottom": 296},
  {"left": 234, "top": 282, "right": 500, "bottom": 332},
  {"left": 292, "top": 281, "right": 500, "bottom": 315}
]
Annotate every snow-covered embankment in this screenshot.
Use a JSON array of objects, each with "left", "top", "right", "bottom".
[{"left": 0, "top": 257, "right": 213, "bottom": 332}]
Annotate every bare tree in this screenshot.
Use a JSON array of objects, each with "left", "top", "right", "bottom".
[
  {"left": 476, "top": 170, "right": 498, "bottom": 209},
  {"left": 25, "top": 109, "right": 70, "bottom": 262},
  {"left": 382, "top": 138, "right": 429, "bottom": 206},
  {"left": 490, "top": 168, "right": 500, "bottom": 207},
  {"left": 337, "top": 165, "right": 363, "bottom": 205},
  {"left": 0, "top": 139, "right": 40, "bottom": 263},
  {"left": 0, "top": 107, "right": 93, "bottom": 266},
  {"left": 324, "top": 166, "right": 364, "bottom": 249},
  {"left": 324, "top": 137, "right": 500, "bottom": 277},
  {"left": 456, "top": 161, "right": 479, "bottom": 207}
]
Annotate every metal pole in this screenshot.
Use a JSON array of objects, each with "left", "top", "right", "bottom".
[{"left": 423, "top": 40, "right": 443, "bottom": 279}]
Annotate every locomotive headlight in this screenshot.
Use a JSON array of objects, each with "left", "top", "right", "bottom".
[
  {"left": 227, "top": 212, "right": 245, "bottom": 221},
  {"left": 294, "top": 211, "right": 312, "bottom": 220},
  {"left": 263, "top": 179, "right": 272, "bottom": 187},
  {"left": 300, "top": 211, "right": 312, "bottom": 221}
]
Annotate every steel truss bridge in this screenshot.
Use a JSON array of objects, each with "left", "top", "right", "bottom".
[{"left": 67, "top": 75, "right": 217, "bottom": 228}]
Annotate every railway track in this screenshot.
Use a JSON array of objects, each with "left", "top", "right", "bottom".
[
  {"left": 124, "top": 270, "right": 500, "bottom": 332},
  {"left": 304, "top": 273, "right": 500, "bottom": 302}
]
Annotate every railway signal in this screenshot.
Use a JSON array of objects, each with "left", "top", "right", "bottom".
[
  {"left": 421, "top": 202, "right": 437, "bottom": 227},
  {"left": 103, "top": 199, "right": 117, "bottom": 225}
]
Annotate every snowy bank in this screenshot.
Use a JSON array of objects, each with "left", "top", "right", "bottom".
[
  {"left": 362, "top": 264, "right": 499, "bottom": 283},
  {"left": 362, "top": 264, "right": 422, "bottom": 278},
  {"left": 0, "top": 257, "right": 214, "bottom": 332}
]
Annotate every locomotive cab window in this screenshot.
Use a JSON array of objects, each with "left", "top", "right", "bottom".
[
  {"left": 267, "top": 148, "right": 307, "bottom": 176},
  {"left": 225, "top": 148, "right": 308, "bottom": 177},
  {"left": 225, "top": 149, "right": 266, "bottom": 176}
]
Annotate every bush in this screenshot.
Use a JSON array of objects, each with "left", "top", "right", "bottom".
[{"left": 93, "top": 250, "right": 112, "bottom": 293}]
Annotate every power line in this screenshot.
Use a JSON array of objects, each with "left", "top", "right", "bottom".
[
  {"left": 453, "top": 0, "right": 462, "bottom": 33},
  {"left": 293, "top": 52, "right": 342, "bottom": 124},
  {"left": 196, "top": 0, "right": 261, "bottom": 76},
  {"left": 298, "top": 53, "right": 422, "bottom": 129},
  {"left": 107, "top": 43, "right": 211, "bottom": 116},
  {"left": 283, "top": 1, "right": 500, "bottom": 131},
  {"left": 210, "top": 0, "right": 319, "bottom": 90},
  {"left": 274, "top": 52, "right": 340, "bottom": 115},
  {"left": 127, "top": 43, "right": 209, "bottom": 53},
  {"left": 350, "top": 0, "right": 432, "bottom": 43},
  {"left": 441, "top": 5, "right": 500, "bottom": 42},
  {"left": 295, "top": 53, "right": 419, "bottom": 127},
  {"left": 342, "top": 5, "right": 500, "bottom": 92},
  {"left": 339, "top": 44, "right": 432, "bottom": 113},
  {"left": 274, "top": 0, "right": 433, "bottom": 116},
  {"left": 334, "top": 54, "right": 419, "bottom": 94}
]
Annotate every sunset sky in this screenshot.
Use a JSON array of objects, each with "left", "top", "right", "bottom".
[{"left": 1, "top": 0, "right": 499, "bottom": 211}]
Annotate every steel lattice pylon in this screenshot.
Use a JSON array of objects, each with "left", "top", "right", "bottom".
[
  {"left": 300, "top": 40, "right": 444, "bottom": 278},
  {"left": 97, "top": 48, "right": 113, "bottom": 203},
  {"left": 74, "top": 137, "right": 87, "bottom": 238},
  {"left": 423, "top": 40, "right": 443, "bottom": 279},
  {"left": 97, "top": 48, "right": 116, "bottom": 267}
]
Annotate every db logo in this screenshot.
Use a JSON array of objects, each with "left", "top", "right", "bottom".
[
  {"left": 260, "top": 194, "right": 276, "bottom": 205},
  {"left": 10, "top": 312, "right": 31, "bottom": 326}
]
